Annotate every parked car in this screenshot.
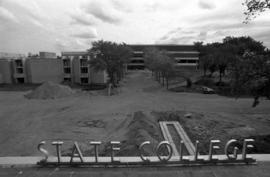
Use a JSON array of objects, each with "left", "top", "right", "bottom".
[{"left": 202, "top": 86, "right": 215, "bottom": 94}]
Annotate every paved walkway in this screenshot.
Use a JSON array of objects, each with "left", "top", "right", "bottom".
[
  {"left": 0, "top": 155, "right": 269, "bottom": 176},
  {"left": 0, "top": 162, "right": 269, "bottom": 177}
]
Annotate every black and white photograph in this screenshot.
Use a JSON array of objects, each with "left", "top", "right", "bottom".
[{"left": 0, "top": 0, "right": 270, "bottom": 176}]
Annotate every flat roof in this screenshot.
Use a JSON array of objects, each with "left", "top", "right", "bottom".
[
  {"left": 128, "top": 44, "right": 198, "bottom": 51},
  {"left": 61, "top": 51, "right": 88, "bottom": 56}
]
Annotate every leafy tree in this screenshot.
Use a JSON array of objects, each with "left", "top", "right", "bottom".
[
  {"left": 223, "top": 36, "right": 265, "bottom": 55},
  {"left": 194, "top": 36, "right": 269, "bottom": 106},
  {"left": 231, "top": 52, "right": 270, "bottom": 106},
  {"left": 143, "top": 47, "right": 176, "bottom": 89},
  {"left": 158, "top": 50, "right": 176, "bottom": 88},
  {"left": 199, "top": 55, "right": 211, "bottom": 77},
  {"left": 88, "top": 40, "right": 132, "bottom": 87},
  {"left": 243, "top": 0, "right": 270, "bottom": 22},
  {"left": 194, "top": 41, "right": 210, "bottom": 77},
  {"left": 143, "top": 47, "right": 160, "bottom": 76},
  {"left": 208, "top": 56, "right": 217, "bottom": 77}
]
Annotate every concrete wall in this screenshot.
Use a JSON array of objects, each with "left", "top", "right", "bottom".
[
  {"left": 26, "top": 58, "right": 63, "bottom": 83},
  {"left": 72, "top": 58, "right": 81, "bottom": 84},
  {"left": 0, "top": 59, "right": 12, "bottom": 84}
]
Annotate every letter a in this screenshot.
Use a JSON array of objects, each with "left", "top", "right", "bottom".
[{"left": 70, "top": 142, "right": 84, "bottom": 163}]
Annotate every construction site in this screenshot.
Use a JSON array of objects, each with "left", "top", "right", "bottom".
[{"left": 0, "top": 70, "right": 269, "bottom": 157}]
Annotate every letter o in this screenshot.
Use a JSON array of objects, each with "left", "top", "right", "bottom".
[{"left": 156, "top": 141, "right": 173, "bottom": 162}]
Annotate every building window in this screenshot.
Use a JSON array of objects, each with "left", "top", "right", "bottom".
[
  {"left": 80, "top": 67, "right": 88, "bottom": 73},
  {"left": 63, "top": 60, "right": 71, "bottom": 67},
  {"left": 131, "top": 60, "right": 144, "bottom": 63},
  {"left": 80, "top": 59, "right": 88, "bottom": 66},
  {"left": 15, "top": 60, "right": 23, "bottom": 67},
  {"left": 64, "top": 78, "right": 71, "bottom": 82},
  {"left": 80, "top": 77, "right": 88, "bottom": 84},
  {"left": 187, "top": 60, "right": 197, "bottom": 63},
  {"left": 133, "top": 53, "right": 143, "bottom": 57},
  {"left": 16, "top": 78, "right": 24, "bottom": 83},
  {"left": 64, "top": 68, "right": 71, "bottom": 73},
  {"left": 16, "top": 68, "right": 24, "bottom": 73}
]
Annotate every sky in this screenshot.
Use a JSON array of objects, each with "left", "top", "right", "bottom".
[{"left": 0, "top": 0, "right": 269, "bottom": 55}]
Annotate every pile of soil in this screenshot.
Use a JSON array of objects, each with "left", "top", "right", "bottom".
[
  {"left": 25, "top": 81, "right": 74, "bottom": 99},
  {"left": 101, "top": 111, "right": 163, "bottom": 156}
]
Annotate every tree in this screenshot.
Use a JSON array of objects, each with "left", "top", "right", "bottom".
[
  {"left": 143, "top": 47, "right": 160, "bottom": 76},
  {"left": 88, "top": 40, "right": 132, "bottom": 87},
  {"left": 199, "top": 55, "right": 211, "bottom": 77},
  {"left": 194, "top": 41, "right": 209, "bottom": 77},
  {"left": 231, "top": 52, "right": 270, "bottom": 107},
  {"left": 243, "top": 0, "right": 270, "bottom": 22},
  {"left": 158, "top": 50, "right": 176, "bottom": 89},
  {"left": 222, "top": 36, "right": 265, "bottom": 55},
  {"left": 143, "top": 47, "right": 176, "bottom": 89}
]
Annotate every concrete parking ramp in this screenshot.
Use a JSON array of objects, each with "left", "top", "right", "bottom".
[{"left": 159, "top": 121, "right": 195, "bottom": 156}]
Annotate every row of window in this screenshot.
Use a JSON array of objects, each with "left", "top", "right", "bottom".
[
  {"left": 64, "top": 77, "right": 89, "bottom": 84},
  {"left": 177, "top": 60, "right": 198, "bottom": 64},
  {"left": 63, "top": 77, "right": 89, "bottom": 84},
  {"left": 129, "top": 59, "right": 198, "bottom": 64},
  {"left": 63, "top": 68, "right": 89, "bottom": 74}
]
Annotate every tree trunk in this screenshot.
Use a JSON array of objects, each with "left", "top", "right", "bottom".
[
  {"left": 219, "top": 70, "right": 222, "bottom": 83},
  {"left": 162, "top": 72, "right": 165, "bottom": 86},
  {"left": 186, "top": 78, "right": 192, "bottom": 88},
  {"left": 166, "top": 76, "right": 169, "bottom": 90},
  {"left": 109, "top": 71, "right": 115, "bottom": 87}
]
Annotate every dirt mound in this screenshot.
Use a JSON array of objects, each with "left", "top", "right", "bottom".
[
  {"left": 99, "top": 111, "right": 163, "bottom": 156},
  {"left": 25, "top": 81, "right": 74, "bottom": 99},
  {"left": 118, "top": 111, "right": 163, "bottom": 156}
]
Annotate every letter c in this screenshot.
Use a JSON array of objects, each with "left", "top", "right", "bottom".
[{"left": 139, "top": 141, "right": 151, "bottom": 162}]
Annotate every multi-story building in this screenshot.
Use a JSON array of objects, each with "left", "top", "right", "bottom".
[
  {"left": 73, "top": 55, "right": 91, "bottom": 85},
  {"left": 0, "top": 44, "right": 199, "bottom": 85},
  {"left": 62, "top": 57, "right": 72, "bottom": 82},
  {"left": 12, "top": 58, "right": 27, "bottom": 83},
  {"left": 61, "top": 51, "right": 107, "bottom": 85},
  {"left": 62, "top": 51, "right": 90, "bottom": 85},
  {"left": 0, "top": 52, "right": 26, "bottom": 84},
  {"left": 127, "top": 45, "right": 199, "bottom": 70}
]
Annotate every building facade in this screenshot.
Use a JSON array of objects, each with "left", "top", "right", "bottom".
[
  {"left": 127, "top": 45, "right": 199, "bottom": 70},
  {"left": 12, "top": 59, "right": 27, "bottom": 83},
  {"left": 0, "top": 51, "right": 108, "bottom": 85},
  {"left": 61, "top": 51, "right": 107, "bottom": 85},
  {"left": 0, "top": 45, "right": 199, "bottom": 84},
  {"left": 0, "top": 59, "right": 13, "bottom": 84},
  {"left": 25, "top": 58, "right": 63, "bottom": 84}
]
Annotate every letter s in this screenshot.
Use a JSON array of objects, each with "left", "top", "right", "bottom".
[{"left": 38, "top": 141, "right": 49, "bottom": 162}]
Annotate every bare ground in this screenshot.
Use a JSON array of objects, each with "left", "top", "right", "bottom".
[{"left": 0, "top": 70, "right": 269, "bottom": 156}]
